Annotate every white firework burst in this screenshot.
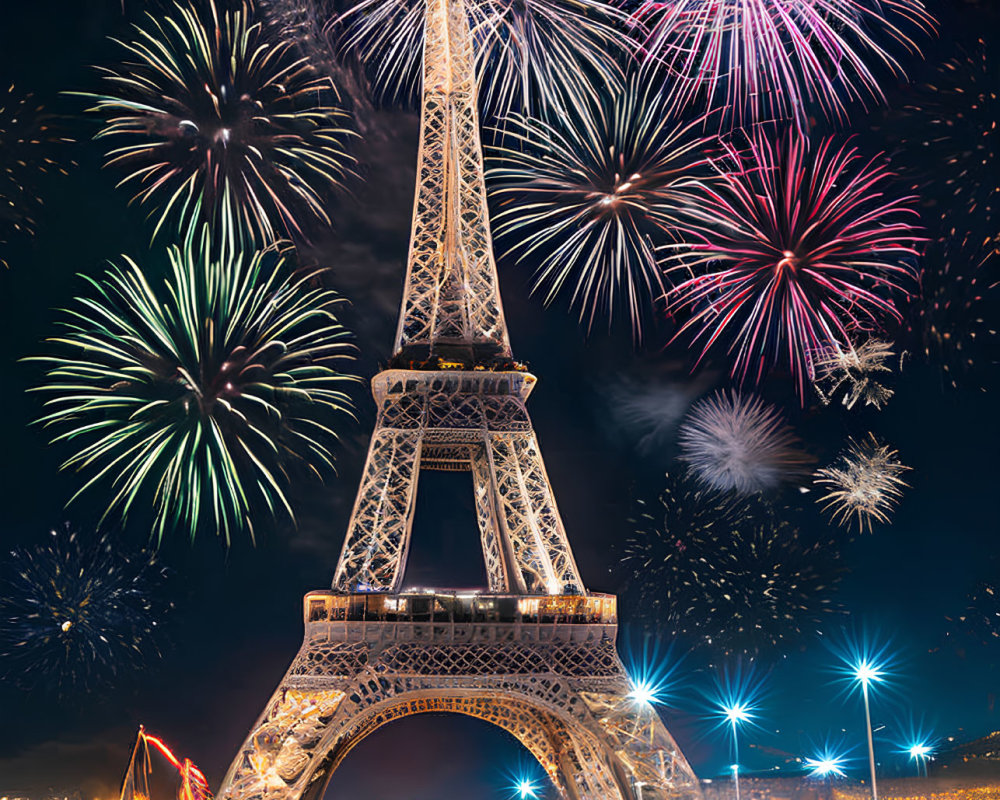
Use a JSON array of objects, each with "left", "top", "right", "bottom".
[
  {"left": 812, "top": 339, "right": 898, "bottom": 410},
  {"left": 813, "top": 435, "right": 910, "bottom": 532},
  {"left": 678, "top": 390, "right": 811, "bottom": 494}
]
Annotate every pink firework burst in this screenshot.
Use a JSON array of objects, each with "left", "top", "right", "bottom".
[
  {"left": 664, "top": 131, "right": 922, "bottom": 397},
  {"left": 632, "top": 0, "right": 935, "bottom": 128}
]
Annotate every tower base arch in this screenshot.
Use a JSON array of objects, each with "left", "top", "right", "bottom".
[{"left": 218, "top": 592, "right": 702, "bottom": 800}]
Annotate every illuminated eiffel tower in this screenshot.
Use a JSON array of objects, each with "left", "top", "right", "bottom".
[{"left": 218, "top": 0, "right": 702, "bottom": 796}]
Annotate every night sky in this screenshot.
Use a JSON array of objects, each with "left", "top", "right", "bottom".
[{"left": 1, "top": 0, "right": 999, "bottom": 797}]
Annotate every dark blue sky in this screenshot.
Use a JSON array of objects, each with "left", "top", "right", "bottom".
[{"left": 0, "top": 0, "right": 998, "bottom": 796}]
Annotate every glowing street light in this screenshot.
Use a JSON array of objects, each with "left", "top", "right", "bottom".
[
  {"left": 719, "top": 701, "right": 755, "bottom": 800},
  {"left": 805, "top": 755, "right": 847, "bottom": 779},
  {"left": 847, "top": 655, "right": 886, "bottom": 800},
  {"left": 724, "top": 703, "right": 752, "bottom": 726},
  {"left": 908, "top": 743, "right": 932, "bottom": 777},
  {"left": 709, "top": 666, "right": 763, "bottom": 800},
  {"left": 628, "top": 678, "right": 661, "bottom": 707},
  {"left": 624, "top": 639, "right": 679, "bottom": 710},
  {"left": 516, "top": 778, "right": 540, "bottom": 798}
]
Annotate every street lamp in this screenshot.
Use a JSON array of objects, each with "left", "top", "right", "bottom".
[
  {"left": 805, "top": 755, "right": 847, "bottom": 779},
  {"left": 516, "top": 778, "right": 540, "bottom": 799},
  {"left": 908, "top": 743, "right": 932, "bottom": 778},
  {"left": 721, "top": 703, "right": 753, "bottom": 800},
  {"left": 710, "top": 667, "right": 762, "bottom": 800},
  {"left": 851, "top": 658, "right": 885, "bottom": 800},
  {"left": 628, "top": 678, "right": 661, "bottom": 708}
]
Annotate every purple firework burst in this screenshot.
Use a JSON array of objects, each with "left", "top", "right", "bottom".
[
  {"left": 664, "top": 130, "right": 923, "bottom": 398},
  {"left": 631, "top": 0, "right": 935, "bottom": 128}
]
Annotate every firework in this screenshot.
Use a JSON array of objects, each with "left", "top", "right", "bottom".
[
  {"left": 121, "top": 729, "right": 212, "bottom": 800},
  {"left": 812, "top": 339, "right": 897, "bottom": 410},
  {"left": 0, "top": 84, "right": 74, "bottom": 268},
  {"left": 896, "top": 40, "right": 998, "bottom": 220},
  {"left": 906, "top": 222, "right": 998, "bottom": 391},
  {"left": 813, "top": 435, "right": 910, "bottom": 532},
  {"left": 0, "top": 524, "right": 170, "bottom": 691},
  {"left": 948, "top": 581, "right": 1000, "bottom": 647},
  {"left": 335, "top": 0, "right": 629, "bottom": 119},
  {"left": 29, "top": 228, "right": 356, "bottom": 543},
  {"left": 487, "top": 71, "right": 714, "bottom": 338},
  {"left": 79, "top": 0, "right": 355, "bottom": 245},
  {"left": 634, "top": 0, "right": 934, "bottom": 129},
  {"left": 677, "top": 390, "right": 811, "bottom": 494},
  {"left": 621, "top": 474, "right": 842, "bottom": 658},
  {"left": 665, "top": 131, "right": 922, "bottom": 398}
]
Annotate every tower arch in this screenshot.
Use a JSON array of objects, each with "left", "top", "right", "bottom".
[{"left": 302, "top": 690, "right": 628, "bottom": 800}]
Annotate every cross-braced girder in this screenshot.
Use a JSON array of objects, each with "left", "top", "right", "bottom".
[{"left": 394, "top": 0, "right": 509, "bottom": 361}]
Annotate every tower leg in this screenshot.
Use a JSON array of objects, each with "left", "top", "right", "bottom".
[
  {"left": 332, "top": 429, "right": 422, "bottom": 592},
  {"left": 486, "top": 432, "right": 583, "bottom": 595},
  {"left": 470, "top": 443, "right": 522, "bottom": 592}
]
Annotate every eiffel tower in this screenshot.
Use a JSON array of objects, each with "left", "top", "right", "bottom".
[{"left": 218, "top": 0, "right": 702, "bottom": 796}]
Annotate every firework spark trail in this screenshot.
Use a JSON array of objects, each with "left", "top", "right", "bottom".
[
  {"left": 28, "top": 227, "right": 357, "bottom": 544},
  {"left": 77, "top": 0, "right": 356, "bottom": 246},
  {"left": 664, "top": 130, "right": 922, "bottom": 398},
  {"left": 334, "top": 0, "right": 631, "bottom": 119},
  {"left": 907, "top": 226, "right": 998, "bottom": 390},
  {"left": 488, "top": 69, "right": 715, "bottom": 338},
  {"left": 812, "top": 338, "right": 897, "bottom": 410},
  {"left": 0, "top": 84, "right": 75, "bottom": 268},
  {"left": 678, "top": 390, "right": 812, "bottom": 494},
  {"left": 621, "top": 474, "right": 842, "bottom": 658},
  {"left": 813, "top": 434, "right": 910, "bottom": 532},
  {"left": 0, "top": 524, "right": 170, "bottom": 692},
  {"left": 948, "top": 581, "right": 1000, "bottom": 647},
  {"left": 632, "top": 0, "right": 935, "bottom": 129},
  {"left": 121, "top": 728, "right": 213, "bottom": 800},
  {"left": 894, "top": 39, "right": 999, "bottom": 221}
]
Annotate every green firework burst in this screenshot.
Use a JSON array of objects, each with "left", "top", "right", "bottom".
[{"left": 29, "top": 229, "right": 357, "bottom": 543}]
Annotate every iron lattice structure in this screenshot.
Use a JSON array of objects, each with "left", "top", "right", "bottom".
[{"left": 218, "top": 0, "right": 703, "bottom": 796}]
